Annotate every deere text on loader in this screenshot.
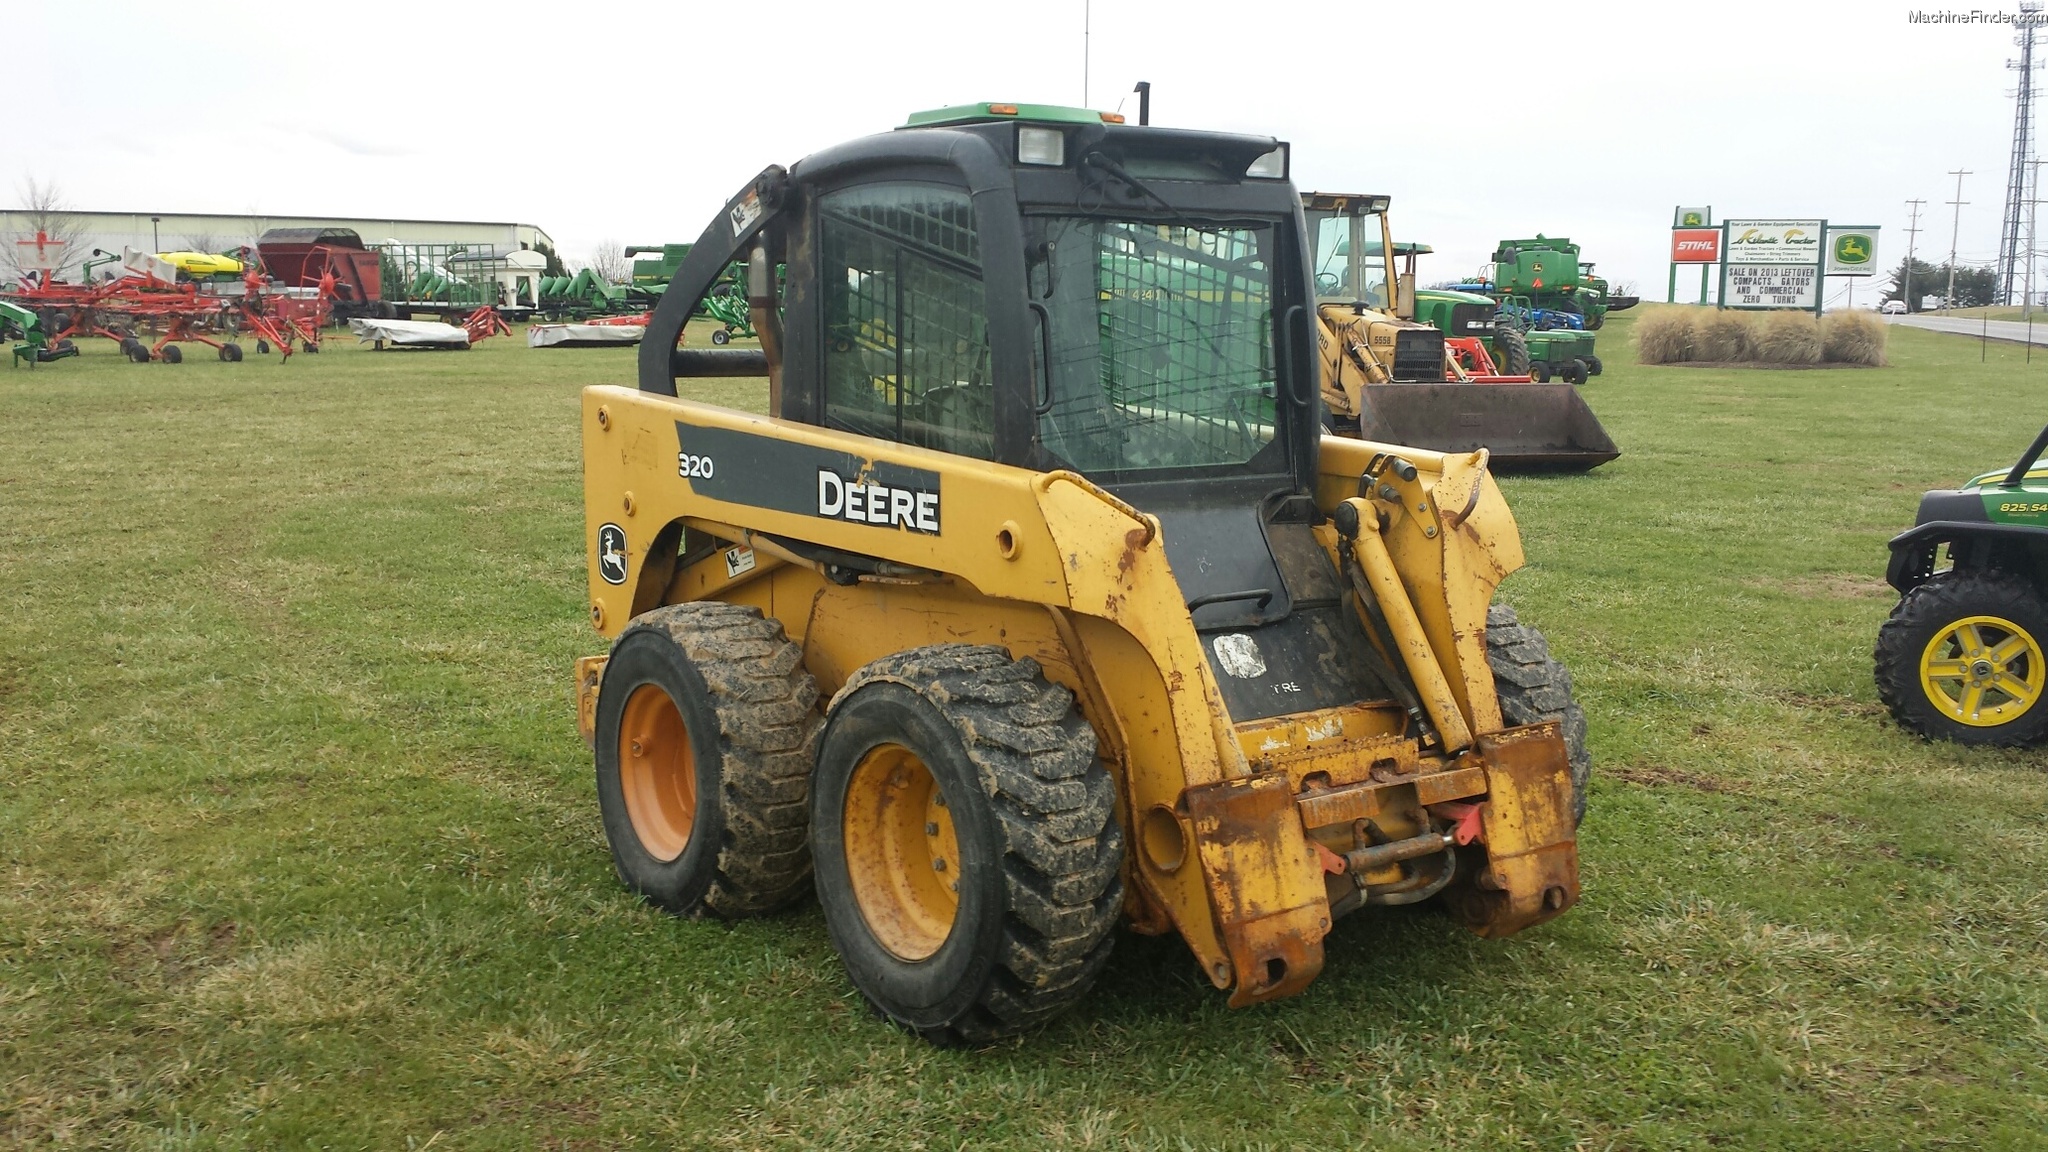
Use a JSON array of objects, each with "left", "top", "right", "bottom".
[
  {"left": 1303, "top": 192, "right": 1620, "bottom": 471},
  {"left": 575, "top": 104, "right": 1592, "bottom": 1045}
]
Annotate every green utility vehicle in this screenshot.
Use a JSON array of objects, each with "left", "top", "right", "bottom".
[{"left": 1877, "top": 425, "right": 2048, "bottom": 744}]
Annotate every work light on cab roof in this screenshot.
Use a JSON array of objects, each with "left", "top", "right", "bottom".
[{"left": 900, "top": 100, "right": 1288, "bottom": 178}]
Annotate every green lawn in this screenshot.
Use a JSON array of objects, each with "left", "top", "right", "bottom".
[{"left": 2, "top": 315, "right": 2044, "bottom": 1150}]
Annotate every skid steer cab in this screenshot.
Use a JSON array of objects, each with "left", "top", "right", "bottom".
[{"left": 573, "top": 102, "right": 1592, "bottom": 1046}]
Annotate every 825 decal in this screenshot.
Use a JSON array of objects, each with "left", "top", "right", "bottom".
[{"left": 678, "top": 451, "right": 715, "bottom": 479}]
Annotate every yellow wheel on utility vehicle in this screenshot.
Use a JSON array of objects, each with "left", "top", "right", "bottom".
[
  {"left": 842, "top": 743, "right": 960, "bottom": 961},
  {"left": 1877, "top": 570, "right": 2048, "bottom": 746},
  {"left": 1918, "top": 614, "right": 2045, "bottom": 727}
]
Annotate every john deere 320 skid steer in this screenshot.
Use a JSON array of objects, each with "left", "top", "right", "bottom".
[{"left": 574, "top": 102, "right": 1591, "bottom": 1045}]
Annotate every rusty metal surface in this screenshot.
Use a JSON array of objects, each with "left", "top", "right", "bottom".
[
  {"left": 1354, "top": 383, "right": 1621, "bottom": 472},
  {"left": 1451, "top": 722, "right": 1580, "bottom": 938},
  {"left": 575, "top": 655, "right": 608, "bottom": 749},
  {"left": 1293, "top": 763, "right": 1485, "bottom": 832},
  {"left": 1181, "top": 772, "right": 1329, "bottom": 1006}
]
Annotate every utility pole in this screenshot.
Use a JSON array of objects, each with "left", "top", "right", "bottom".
[
  {"left": 1904, "top": 198, "right": 1926, "bottom": 311},
  {"left": 1946, "top": 169, "right": 1972, "bottom": 312}
]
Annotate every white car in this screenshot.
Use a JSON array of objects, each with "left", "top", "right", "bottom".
[{"left": 1880, "top": 300, "right": 1907, "bottom": 315}]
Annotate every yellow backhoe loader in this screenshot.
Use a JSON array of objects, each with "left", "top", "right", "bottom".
[
  {"left": 1304, "top": 192, "right": 1619, "bottom": 471},
  {"left": 574, "top": 102, "right": 1591, "bottom": 1045}
]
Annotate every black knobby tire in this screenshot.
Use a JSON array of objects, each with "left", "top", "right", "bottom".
[
  {"left": 1494, "top": 326, "right": 1531, "bottom": 375},
  {"left": 1486, "top": 604, "right": 1591, "bottom": 825},
  {"left": 1875, "top": 569, "right": 2048, "bottom": 746},
  {"left": 1565, "top": 358, "right": 1589, "bottom": 385},
  {"left": 812, "top": 645, "right": 1123, "bottom": 1046},
  {"left": 595, "top": 602, "right": 821, "bottom": 917},
  {"left": 1586, "top": 354, "right": 1603, "bottom": 376}
]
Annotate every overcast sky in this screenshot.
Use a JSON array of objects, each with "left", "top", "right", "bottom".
[{"left": 10, "top": 1, "right": 2031, "bottom": 303}]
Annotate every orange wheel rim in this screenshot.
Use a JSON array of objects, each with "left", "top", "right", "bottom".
[
  {"left": 618, "top": 682, "right": 696, "bottom": 862},
  {"left": 842, "top": 744, "right": 960, "bottom": 961}
]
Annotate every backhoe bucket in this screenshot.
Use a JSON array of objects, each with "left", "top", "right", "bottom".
[{"left": 1354, "top": 383, "right": 1620, "bottom": 472}]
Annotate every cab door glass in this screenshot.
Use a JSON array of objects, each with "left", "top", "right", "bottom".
[{"left": 819, "top": 184, "right": 994, "bottom": 459}]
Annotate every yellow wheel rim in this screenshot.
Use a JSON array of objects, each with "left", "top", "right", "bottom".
[
  {"left": 1919, "top": 614, "right": 2046, "bottom": 728},
  {"left": 842, "top": 744, "right": 960, "bottom": 961},
  {"left": 618, "top": 683, "right": 696, "bottom": 862}
]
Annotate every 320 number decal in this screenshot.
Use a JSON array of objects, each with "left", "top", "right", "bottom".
[{"left": 678, "top": 452, "right": 716, "bottom": 479}]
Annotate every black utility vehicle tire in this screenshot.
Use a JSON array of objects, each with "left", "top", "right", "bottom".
[
  {"left": 595, "top": 602, "right": 821, "bottom": 917},
  {"left": 812, "top": 645, "right": 1122, "bottom": 1047},
  {"left": 1531, "top": 363, "right": 1551, "bottom": 383},
  {"left": 1487, "top": 604, "right": 1592, "bottom": 825},
  {"left": 1495, "top": 327, "right": 1531, "bottom": 375},
  {"left": 1875, "top": 570, "right": 2048, "bottom": 746}
]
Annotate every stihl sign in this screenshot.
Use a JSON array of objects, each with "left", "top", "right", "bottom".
[{"left": 1671, "top": 228, "right": 1722, "bottom": 263}]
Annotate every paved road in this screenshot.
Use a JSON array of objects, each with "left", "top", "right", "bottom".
[{"left": 1888, "top": 313, "right": 2048, "bottom": 346}]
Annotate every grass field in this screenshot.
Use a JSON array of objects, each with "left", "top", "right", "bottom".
[{"left": 3, "top": 314, "right": 2046, "bottom": 1150}]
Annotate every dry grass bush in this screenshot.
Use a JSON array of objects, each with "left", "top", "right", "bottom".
[
  {"left": 1752, "top": 310, "right": 1823, "bottom": 365},
  {"left": 1634, "top": 307, "right": 1697, "bottom": 364},
  {"left": 1693, "top": 310, "right": 1754, "bottom": 362},
  {"left": 1821, "top": 310, "right": 1889, "bottom": 366}
]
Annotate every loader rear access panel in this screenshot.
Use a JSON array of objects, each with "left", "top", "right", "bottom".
[{"left": 1140, "top": 487, "right": 1393, "bottom": 722}]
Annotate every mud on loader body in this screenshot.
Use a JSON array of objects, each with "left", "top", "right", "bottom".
[{"left": 575, "top": 104, "right": 1589, "bottom": 1044}]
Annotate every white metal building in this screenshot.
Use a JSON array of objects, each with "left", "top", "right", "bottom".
[{"left": 2, "top": 209, "right": 555, "bottom": 281}]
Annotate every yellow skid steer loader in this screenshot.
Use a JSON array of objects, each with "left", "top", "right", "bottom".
[{"left": 574, "top": 102, "right": 1590, "bottom": 1045}]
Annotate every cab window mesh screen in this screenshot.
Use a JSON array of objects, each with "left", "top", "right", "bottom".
[
  {"left": 820, "top": 185, "right": 994, "bottom": 459},
  {"left": 1035, "top": 219, "right": 1278, "bottom": 475}
]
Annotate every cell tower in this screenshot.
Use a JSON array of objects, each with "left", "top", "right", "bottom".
[{"left": 1998, "top": 0, "right": 2044, "bottom": 304}]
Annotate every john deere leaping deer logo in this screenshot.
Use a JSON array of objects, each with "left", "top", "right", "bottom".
[
  {"left": 597, "top": 523, "right": 628, "bottom": 585},
  {"left": 1681, "top": 210, "right": 1706, "bottom": 227},
  {"left": 1833, "top": 233, "right": 1872, "bottom": 266}
]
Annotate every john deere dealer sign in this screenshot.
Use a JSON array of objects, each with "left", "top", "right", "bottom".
[
  {"left": 1824, "top": 226, "right": 1881, "bottom": 276},
  {"left": 1722, "top": 219, "right": 1825, "bottom": 311}
]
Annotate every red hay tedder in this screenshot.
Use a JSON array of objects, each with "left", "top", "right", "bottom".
[{"left": 4, "top": 233, "right": 335, "bottom": 363}]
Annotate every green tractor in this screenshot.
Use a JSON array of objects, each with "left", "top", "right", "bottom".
[
  {"left": 1448, "top": 236, "right": 1636, "bottom": 385},
  {"left": 1364, "top": 238, "right": 1597, "bottom": 385},
  {"left": 1877, "top": 425, "right": 2048, "bottom": 744}
]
